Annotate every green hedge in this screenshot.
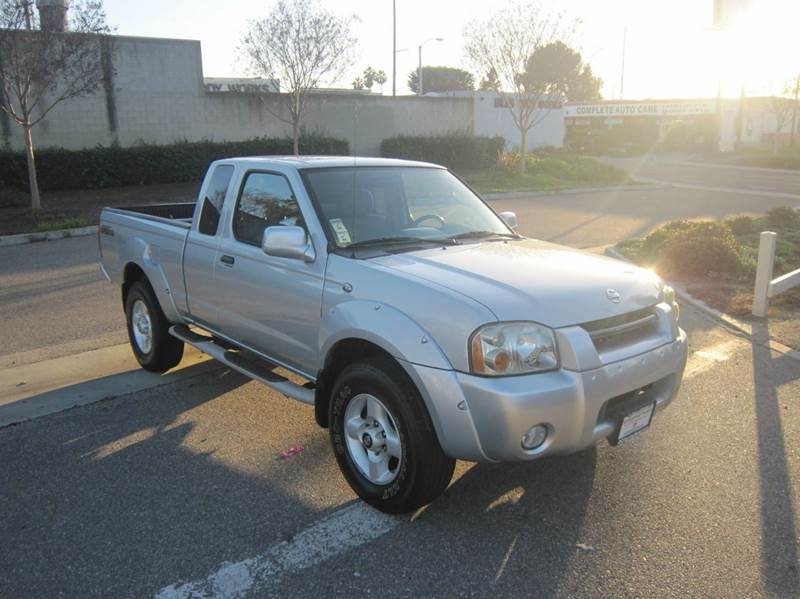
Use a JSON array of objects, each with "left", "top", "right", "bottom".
[
  {"left": 380, "top": 133, "right": 504, "bottom": 170},
  {"left": 0, "top": 134, "right": 349, "bottom": 191}
]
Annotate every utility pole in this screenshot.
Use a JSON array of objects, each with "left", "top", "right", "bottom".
[
  {"left": 619, "top": 25, "right": 627, "bottom": 100},
  {"left": 392, "top": 0, "right": 396, "bottom": 96},
  {"left": 735, "top": 83, "right": 745, "bottom": 150},
  {"left": 791, "top": 72, "right": 800, "bottom": 146}
]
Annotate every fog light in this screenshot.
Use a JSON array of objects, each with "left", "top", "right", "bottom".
[{"left": 521, "top": 424, "right": 548, "bottom": 450}]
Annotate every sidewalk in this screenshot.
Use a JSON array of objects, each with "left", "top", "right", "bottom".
[{"left": 0, "top": 344, "right": 215, "bottom": 427}]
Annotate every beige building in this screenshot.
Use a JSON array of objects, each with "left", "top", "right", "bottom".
[
  {"left": 0, "top": 34, "right": 474, "bottom": 156},
  {"left": 563, "top": 97, "right": 799, "bottom": 153}
]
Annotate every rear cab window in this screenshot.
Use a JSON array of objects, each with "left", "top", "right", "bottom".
[{"left": 198, "top": 164, "right": 235, "bottom": 236}]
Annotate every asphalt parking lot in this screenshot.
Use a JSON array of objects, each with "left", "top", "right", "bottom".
[{"left": 1, "top": 303, "right": 798, "bottom": 598}]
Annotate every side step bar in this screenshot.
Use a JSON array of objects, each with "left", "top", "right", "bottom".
[{"left": 169, "top": 324, "right": 315, "bottom": 405}]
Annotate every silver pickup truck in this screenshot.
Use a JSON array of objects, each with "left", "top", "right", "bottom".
[{"left": 99, "top": 156, "right": 687, "bottom": 513}]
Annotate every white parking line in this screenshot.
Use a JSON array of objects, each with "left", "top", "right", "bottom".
[
  {"left": 683, "top": 340, "right": 738, "bottom": 380},
  {"left": 155, "top": 502, "right": 399, "bottom": 599}
]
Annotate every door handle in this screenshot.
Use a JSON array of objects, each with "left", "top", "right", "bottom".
[{"left": 220, "top": 254, "right": 235, "bottom": 266}]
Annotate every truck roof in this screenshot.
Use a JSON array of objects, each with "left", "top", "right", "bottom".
[{"left": 223, "top": 156, "right": 444, "bottom": 169}]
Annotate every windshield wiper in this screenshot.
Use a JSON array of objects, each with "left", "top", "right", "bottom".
[
  {"left": 448, "top": 230, "right": 520, "bottom": 240},
  {"left": 345, "top": 236, "right": 456, "bottom": 250}
]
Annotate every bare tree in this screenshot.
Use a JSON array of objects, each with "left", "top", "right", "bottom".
[
  {"left": 241, "top": 0, "right": 358, "bottom": 156},
  {"left": 768, "top": 84, "right": 794, "bottom": 155},
  {"left": 0, "top": 0, "right": 112, "bottom": 211},
  {"left": 464, "top": 1, "right": 576, "bottom": 172}
]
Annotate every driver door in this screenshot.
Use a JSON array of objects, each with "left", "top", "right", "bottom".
[{"left": 213, "top": 170, "right": 324, "bottom": 376}]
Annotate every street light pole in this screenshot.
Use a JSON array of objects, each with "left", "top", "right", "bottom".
[
  {"left": 418, "top": 45, "right": 422, "bottom": 96},
  {"left": 619, "top": 25, "right": 627, "bottom": 100},
  {"left": 417, "top": 37, "right": 443, "bottom": 96},
  {"left": 392, "top": 0, "right": 396, "bottom": 97}
]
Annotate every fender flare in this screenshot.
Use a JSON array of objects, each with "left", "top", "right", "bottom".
[
  {"left": 316, "top": 300, "right": 460, "bottom": 444},
  {"left": 123, "top": 238, "right": 182, "bottom": 323},
  {"left": 319, "top": 300, "right": 453, "bottom": 371}
]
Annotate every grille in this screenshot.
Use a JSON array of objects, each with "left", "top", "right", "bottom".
[{"left": 580, "top": 306, "right": 658, "bottom": 351}]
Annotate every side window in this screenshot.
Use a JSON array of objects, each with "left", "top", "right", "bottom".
[
  {"left": 233, "top": 172, "right": 304, "bottom": 246},
  {"left": 198, "top": 165, "right": 234, "bottom": 236}
]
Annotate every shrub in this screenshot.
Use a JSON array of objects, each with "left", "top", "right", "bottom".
[
  {"left": 736, "top": 244, "right": 759, "bottom": 278},
  {"left": 0, "top": 133, "right": 349, "bottom": 192},
  {"left": 766, "top": 205, "right": 800, "bottom": 230},
  {"left": 725, "top": 215, "right": 756, "bottom": 236},
  {"left": 494, "top": 150, "right": 628, "bottom": 185},
  {"left": 657, "top": 222, "right": 742, "bottom": 277},
  {"left": 615, "top": 238, "right": 644, "bottom": 261},
  {"left": 639, "top": 220, "right": 695, "bottom": 260},
  {"left": 380, "top": 133, "right": 504, "bottom": 170},
  {"left": 620, "top": 213, "right": 800, "bottom": 284}
]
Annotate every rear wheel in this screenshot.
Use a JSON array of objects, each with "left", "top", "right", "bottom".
[
  {"left": 125, "top": 280, "right": 184, "bottom": 372},
  {"left": 329, "top": 357, "right": 455, "bottom": 513}
]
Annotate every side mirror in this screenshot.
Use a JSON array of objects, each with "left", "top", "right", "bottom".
[
  {"left": 499, "top": 211, "right": 518, "bottom": 232},
  {"left": 261, "top": 226, "right": 316, "bottom": 262}
]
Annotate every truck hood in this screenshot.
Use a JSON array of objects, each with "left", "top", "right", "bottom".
[{"left": 372, "top": 238, "right": 663, "bottom": 328}]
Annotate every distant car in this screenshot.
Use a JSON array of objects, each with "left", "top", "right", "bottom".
[{"left": 98, "top": 156, "right": 687, "bottom": 513}]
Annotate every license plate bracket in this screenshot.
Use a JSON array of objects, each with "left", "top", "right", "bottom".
[{"left": 609, "top": 401, "right": 656, "bottom": 445}]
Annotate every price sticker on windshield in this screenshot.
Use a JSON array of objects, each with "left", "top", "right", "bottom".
[{"left": 329, "top": 218, "right": 352, "bottom": 245}]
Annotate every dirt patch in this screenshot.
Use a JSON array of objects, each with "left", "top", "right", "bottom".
[
  {"left": 0, "top": 182, "right": 200, "bottom": 236},
  {"left": 680, "top": 278, "right": 800, "bottom": 351}
]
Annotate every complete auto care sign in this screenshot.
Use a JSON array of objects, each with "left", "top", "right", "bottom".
[{"left": 564, "top": 100, "right": 716, "bottom": 118}]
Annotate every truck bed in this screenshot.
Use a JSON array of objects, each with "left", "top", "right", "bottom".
[
  {"left": 99, "top": 202, "right": 196, "bottom": 319},
  {"left": 103, "top": 202, "right": 195, "bottom": 226}
]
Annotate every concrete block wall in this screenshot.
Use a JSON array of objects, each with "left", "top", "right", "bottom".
[{"left": 1, "top": 35, "right": 473, "bottom": 156}]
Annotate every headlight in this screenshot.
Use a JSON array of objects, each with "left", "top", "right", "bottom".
[
  {"left": 469, "top": 322, "right": 559, "bottom": 376},
  {"left": 661, "top": 284, "right": 680, "bottom": 322}
]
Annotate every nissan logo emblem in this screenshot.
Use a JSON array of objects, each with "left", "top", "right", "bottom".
[{"left": 606, "top": 289, "right": 621, "bottom": 303}]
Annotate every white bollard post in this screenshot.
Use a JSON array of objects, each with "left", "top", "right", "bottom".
[{"left": 752, "top": 231, "right": 777, "bottom": 317}]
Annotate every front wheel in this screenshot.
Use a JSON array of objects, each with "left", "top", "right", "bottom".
[
  {"left": 329, "top": 357, "right": 455, "bottom": 513},
  {"left": 125, "top": 280, "right": 184, "bottom": 373}
]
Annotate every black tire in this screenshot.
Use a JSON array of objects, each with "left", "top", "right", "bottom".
[
  {"left": 124, "top": 280, "right": 184, "bottom": 373},
  {"left": 329, "top": 356, "right": 455, "bottom": 513}
]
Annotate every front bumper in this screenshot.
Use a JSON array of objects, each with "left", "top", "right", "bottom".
[{"left": 406, "top": 328, "right": 688, "bottom": 463}]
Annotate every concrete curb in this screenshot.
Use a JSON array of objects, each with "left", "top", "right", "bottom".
[
  {"left": 482, "top": 183, "right": 663, "bottom": 201},
  {"left": 0, "top": 344, "right": 218, "bottom": 429},
  {"left": 0, "top": 225, "right": 96, "bottom": 247},
  {"left": 604, "top": 246, "right": 800, "bottom": 363}
]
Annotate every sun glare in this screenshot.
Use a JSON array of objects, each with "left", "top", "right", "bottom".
[{"left": 718, "top": 0, "right": 800, "bottom": 95}]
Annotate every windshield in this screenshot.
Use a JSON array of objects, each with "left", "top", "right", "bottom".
[{"left": 301, "top": 166, "right": 513, "bottom": 248}]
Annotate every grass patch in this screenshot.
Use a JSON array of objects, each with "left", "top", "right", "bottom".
[
  {"left": 460, "top": 151, "right": 630, "bottom": 194},
  {"left": 35, "top": 217, "right": 88, "bottom": 232},
  {"left": 703, "top": 147, "right": 800, "bottom": 170}
]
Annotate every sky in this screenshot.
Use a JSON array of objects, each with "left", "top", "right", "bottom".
[{"left": 103, "top": 0, "right": 800, "bottom": 100}]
